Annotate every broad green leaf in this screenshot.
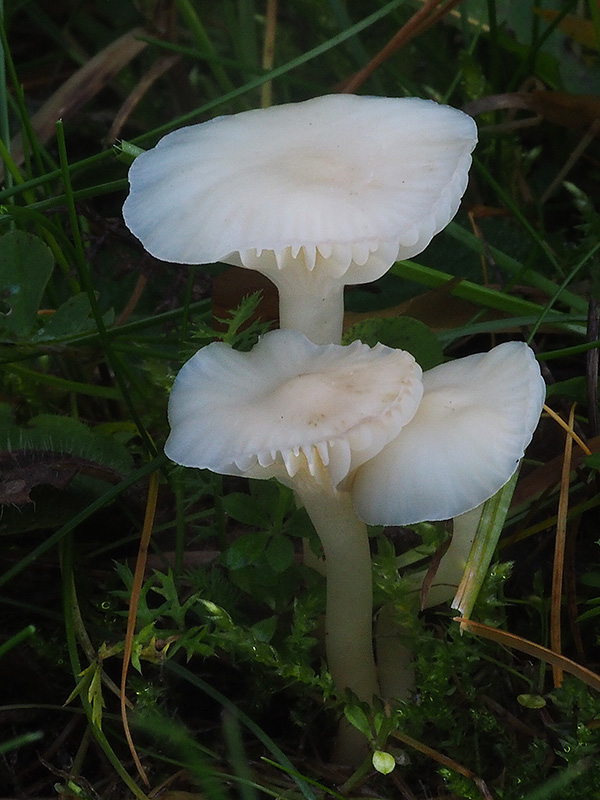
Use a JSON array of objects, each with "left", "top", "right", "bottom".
[
  {"left": 265, "top": 534, "right": 295, "bottom": 573},
  {"left": 0, "top": 230, "right": 53, "bottom": 337}
]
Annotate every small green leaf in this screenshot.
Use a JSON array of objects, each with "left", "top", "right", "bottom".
[
  {"left": 372, "top": 750, "right": 396, "bottom": 775},
  {"left": 265, "top": 534, "right": 295, "bottom": 573},
  {"left": 0, "top": 230, "right": 54, "bottom": 337},
  {"left": 224, "top": 531, "right": 271, "bottom": 570},
  {"left": 517, "top": 694, "right": 546, "bottom": 709},
  {"left": 198, "top": 600, "right": 234, "bottom": 631},
  {"left": 114, "top": 139, "right": 145, "bottom": 164},
  {"left": 223, "top": 493, "right": 269, "bottom": 527},
  {"left": 344, "top": 705, "right": 372, "bottom": 738}
]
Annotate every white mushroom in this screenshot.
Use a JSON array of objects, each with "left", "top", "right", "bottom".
[
  {"left": 351, "top": 341, "right": 546, "bottom": 526},
  {"left": 165, "top": 328, "right": 423, "bottom": 721},
  {"left": 165, "top": 331, "right": 545, "bottom": 760},
  {"left": 123, "top": 94, "right": 477, "bottom": 344}
]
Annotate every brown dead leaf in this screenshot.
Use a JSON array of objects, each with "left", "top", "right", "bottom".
[
  {"left": 465, "top": 90, "right": 600, "bottom": 133},
  {"left": 0, "top": 450, "right": 123, "bottom": 505},
  {"left": 456, "top": 617, "right": 600, "bottom": 693}
]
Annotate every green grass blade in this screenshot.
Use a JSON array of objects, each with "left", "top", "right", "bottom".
[
  {"left": 166, "top": 661, "right": 318, "bottom": 800},
  {"left": 452, "top": 472, "right": 519, "bottom": 618}
]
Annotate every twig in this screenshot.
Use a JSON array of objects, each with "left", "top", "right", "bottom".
[{"left": 339, "top": 0, "right": 465, "bottom": 94}]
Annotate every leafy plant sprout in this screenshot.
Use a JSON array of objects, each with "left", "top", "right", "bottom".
[
  {"left": 123, "top": 94, "right": 477, "bottom": 344},
  {"left": 164, "top": 328, "right": 545, "bottom": 763}
]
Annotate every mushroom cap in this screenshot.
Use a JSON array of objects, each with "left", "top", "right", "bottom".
[
  {"left": 123, "top": 94, "right": 477, "bottom": 285},
  {"left": 351, "top": 342, "right": 546, "bottom": 526},
  {"left": 165, "top": 329, "right": 423, "bottom": 490}
]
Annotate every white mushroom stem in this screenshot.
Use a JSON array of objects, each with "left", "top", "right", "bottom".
[
  {"left": 277, "top": 282, "right": 344, "bottom": 345},
  {"left": 298, "top": 487, "right": 379, "bottom": 704}
]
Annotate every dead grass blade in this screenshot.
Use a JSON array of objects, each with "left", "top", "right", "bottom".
[
  {"left": 339, "top": 0, "right": 465, "bottom": 94},
  {"left": 550, "top": 403, "right": 576, "bottom": 687},
  {"left": 455, "top": 618, "right": 600, "bottom": 693},
  {"left": 121, "top": 469, "right": 160, "bottom": 787},
  {"left": 7, "top": 28, "right": 148, "bottom": 174}
]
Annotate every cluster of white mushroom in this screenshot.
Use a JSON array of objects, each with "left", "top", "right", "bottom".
[{"left": 123, "top": 94, "right": 546, "bottom": 762}]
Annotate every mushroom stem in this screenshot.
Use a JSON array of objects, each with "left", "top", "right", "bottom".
[
  {"left": 297, "top": 487, "right": 379, "bottom": 703},
  {"left": 276, "top": 282, "right": 345, "bottom": 345}
]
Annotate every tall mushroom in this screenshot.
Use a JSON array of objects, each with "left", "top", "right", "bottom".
[
  {"left": 123, "top": 94, "right": 477, "bottom": 344},
  {"left": 164, "top": 329, "right": 545, "bottom": 762},
  {"left": 165, "top": 328, "right": 423, "bottom": 718}
]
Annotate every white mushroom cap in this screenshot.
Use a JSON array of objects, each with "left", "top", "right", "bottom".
[
  {"left": 123, "top": 94, "right": 477, "bottom": 285},
  {"left": 165, "top": 329, "right": 423, "bottom": 490},
  {"left": 351, "top": 342, "right": 546, "bottom": 526}
]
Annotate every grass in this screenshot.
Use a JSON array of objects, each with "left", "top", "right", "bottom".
[{"left": 2, "top": 1, "right": 600, "bottom": 798}]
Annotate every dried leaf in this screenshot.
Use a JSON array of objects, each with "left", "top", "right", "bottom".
[
  {"left": 0, "top": 450, "right": 122, "bottom": 506},
  {"left": 456, "top": 618, "right": 600, "bottom": 693}
]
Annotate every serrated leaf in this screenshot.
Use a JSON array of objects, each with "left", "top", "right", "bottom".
[
  {"left": 198, "top": 599, "right": 234, "bottom": 630},
  {"left": 0, "top": 230, "right": 54, "bottom": 337}
]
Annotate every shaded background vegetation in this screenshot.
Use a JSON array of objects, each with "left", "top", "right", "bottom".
[{"left": 2, "top": 1, "right": 600, "bottom": 798}]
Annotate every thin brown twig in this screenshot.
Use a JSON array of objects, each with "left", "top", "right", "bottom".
[
  {"left": 115, "top": 274, "right": 148, "bottom": 326},
  {"left": 339, "top": 0, "right": 465, "bottom": 94}
]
